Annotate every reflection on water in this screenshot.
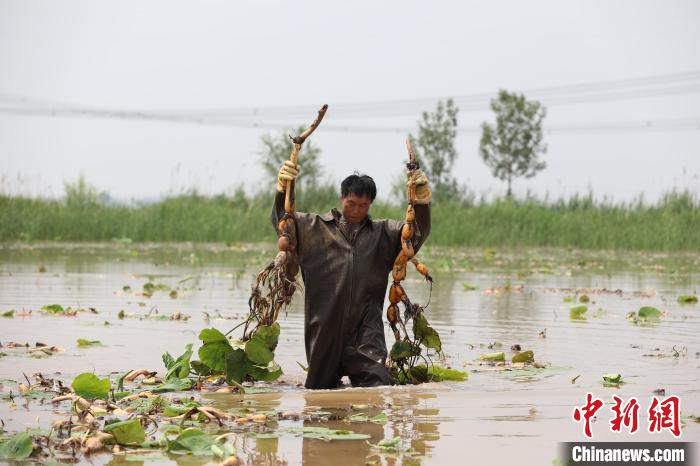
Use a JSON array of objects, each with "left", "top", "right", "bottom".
[{"left": 0, "top": 244, "right": 698, "bottom": 465}]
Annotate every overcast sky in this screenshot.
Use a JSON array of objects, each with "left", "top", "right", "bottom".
[{"left": 1, "top": 1, "right": 699, "bottom": 203}]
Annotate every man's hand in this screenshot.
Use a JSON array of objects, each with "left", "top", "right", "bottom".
[
  {"left": 277, "top": 161, "right": 300, "bottom": 192},
  {"left": 407, "top": 169, "right": 432, "bottom": 204}
]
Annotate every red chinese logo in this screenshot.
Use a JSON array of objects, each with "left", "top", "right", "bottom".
[
  {"left": 610, "top": 395, "right": 639, "bottom": 434},
  {"left": 573, "top": 393, "right": 682, "bottom": 438},
  {"left": 573, "top": 392, "right": 604, "bottom": 438},
  {"left": 648, "top": 395, "right": 681, "bottom": 438}
]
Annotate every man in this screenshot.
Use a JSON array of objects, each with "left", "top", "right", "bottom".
[{"left": 271, "top": 161, "right": 432, "bottom": 389}]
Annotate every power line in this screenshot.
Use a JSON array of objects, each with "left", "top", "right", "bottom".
[
  {"left": 1, "top": 105, "right": 699, "bottom": 134},
  {"left": 2, "top": 71, "right": 700, "bottom": 120},
  {"left": 120, "top": 70, "right": 700, "bottom": 118},
  {"left": 1, "top": 70, "right": 700, "bottom": 133}
]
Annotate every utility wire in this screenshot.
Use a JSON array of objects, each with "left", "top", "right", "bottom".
[
  {"left": 1, "top": 70, "right": 700, "bottom": 133},
  {"left": 1, "top": 105, "right": 699, "bottom": 134},
  {"left": 2, "top": 71, "right": 700, "bottom": 119},
  {"left": 109, "top": 70, "right": 700, "bottom": 118}
]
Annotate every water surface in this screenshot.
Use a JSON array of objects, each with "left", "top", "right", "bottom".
[{"left": 1, "top": 243, "right": 698, "bottom": 465}]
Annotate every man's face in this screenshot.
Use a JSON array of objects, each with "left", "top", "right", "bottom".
[{"left": 341, "top": 192, "right": 372, "bottom": 224}]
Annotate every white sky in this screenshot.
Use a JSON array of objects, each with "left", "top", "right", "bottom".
[{"left": 1, "top": 0, "right": 699, "bottom": 202}]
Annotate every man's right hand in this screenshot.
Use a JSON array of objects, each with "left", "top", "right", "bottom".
[{"left": 277, "top": 160, "right": 300, "bottom": 192}]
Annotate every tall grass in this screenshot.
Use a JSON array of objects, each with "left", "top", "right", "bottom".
[{"left": 1, "top": 179, "right": 698, "bottom": 251}]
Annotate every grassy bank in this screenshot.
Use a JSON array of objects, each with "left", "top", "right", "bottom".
[{"left": 1, "top": 187, "right": 698, "bottom": 251}]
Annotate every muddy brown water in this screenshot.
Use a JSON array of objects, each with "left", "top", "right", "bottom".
[{"left": 0, "top": 243, "right": 698, "bottom": 465}]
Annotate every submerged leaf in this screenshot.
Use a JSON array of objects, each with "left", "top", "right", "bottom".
[
  {"left": 570, "top": 305, "right": 588, "bottom": 319},
  {"left": 426, "top": 365, "right": 468, "bottom": 381},
  {"left": 285, "top": 427, "right": 370, "bottom": 441},
  {"left": 104, "top": 419, "right": 145, "bottom": 445},
  {"left": 167, "top": 428, "right": 218, "bottom": 456},
  {"left": 512, "top": 350, "right": 534, "bottom": 363},
  {"left": 346, "top": 412, "right": 387, "bottom": 424},
  {"left": 152, "top": 378, "right": 193, "bottom": 393},
  {"left": 41, "top": 304, "right": 64, "bottom": 314},
  {"left": 369, "top": 436, "right": 402, "bottom": 452},
  {"left": 637, "top": 306, "right": 661, "bottom": 321},
  {"left": 77, "top": 339, "right": 101, "bottom": 348},
  {"left": 0, "top": 432, "right": 33, "bottom": 460},
  {"left": 71, "top": 373, "right": 111, "bottom": 400},
  {"left": 250, "top": 362, "right": 282, "bottom": 382},
  {"left": 603, "top": 373, "right": 623, "bottom": 384},
  {"left": 480, "top": 352, "right": 505, "bottom": 362}
]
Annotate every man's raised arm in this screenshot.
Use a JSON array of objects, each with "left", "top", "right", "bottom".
[{"left": 409, "top": 169, "right": 431, "bottom": 255}]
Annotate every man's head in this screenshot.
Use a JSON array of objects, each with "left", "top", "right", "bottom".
[{"left": 340, "top": 173, "right": 376, "bottom": 224}]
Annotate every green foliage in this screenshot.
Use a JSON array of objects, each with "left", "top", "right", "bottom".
[
  {"left": 255, "top": 323, "right": 280, "bottom": 351},
  {"left": 409, "top": 98, "right": 460, "bottom": 200},
  {"left": 390, "top": 340, "right": 419, "bottom": 360},
  {"left": 0, "top": 432, "right": 33, "bottom": 460},
  {"left": 250, "top": 362, "right": 283, "bottom": 382},
  {"left": 678, "top": 295, "right": 698, "bottom": 304},
  {"left": 512, "top": 350, "right": 534, "bottom": 363},
  {"left": 285, "top": 427, "right": 371, "bottom": 441},
  {"left": 413, "top": 314, "right": 442, "bottom": 352},
  {"left": 76, "top": 339, "right": 101, "bottom": 348},
  {"left": 163, "top": 344, "right": 192, "bottom": 381},
  {"left": 368, "top": 436, "right": 401, "bottom": 452},
  {"left": 167, "top": 428, "right": 234, "bottom": 457},
  {"left": 427, "top": 365, "right": 469, "bottom": 381},
  {"left": 245, "top": 336, "right": 273, "bottom": 365},
  {"left": 603, "top": 373, "right": 623, "bottom": 384},
  {"left": 480, "top": 352, "right": 505, "bottom": 362},
  {"left": 104, "top": 419, "right": 146, "bottom": 445},
  {"left": 151, "top": 378, "right": 194, "bottom": 393},
  {"left": 2, "top": 186, "right": 699, "bottom": 251},
  {"left": 570, "top": 305, "right": 588, "bottom": 319},
  {"left": 198, "top": 328, "right": 234, "bottom": 373},
  {"left": 480, "top": 90, "right": 547, "bottom": 197},
  {"left": 259, "top": 126, "right": 324, "bottom": 190},
  {"left": 346, "top": 412, "right": 388, "bottom": 424},
  {"left": 637, "top": 306, "right": 662, "bottom": 320},
  {"left": 396, "top": 364, "right": 468, "bottom": 383},
  {"left": 41, "top": 304, "right": 64, "bottom": 314},
  {"left": 71, "top": 373, "right": 111, "bottom": 400},
  {"left": 176, "top": 327, "right": 282, "bottom": 385},
  {"left": 224, "top": 349, "right": 251, "bottom": 384},
  {"left": 190, "top": 360, "right": 212, "bottom": 376},
  {"left": 64, "top": 175, "right": 106, "bottom": 210}
]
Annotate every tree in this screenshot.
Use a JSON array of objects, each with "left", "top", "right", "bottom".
[
  {"left": 259, "top": 126, "right": 323, "bottom": 190},
  {"left": 409, "top": 99, "right": 460, "bottom": 200},
  {"left": 479, "top": 90, "right": 547, "bottom": 197}
]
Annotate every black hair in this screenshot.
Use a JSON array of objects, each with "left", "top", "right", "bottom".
[{"left": 341, "top": 172, "right": 377, "bottom": 201}]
